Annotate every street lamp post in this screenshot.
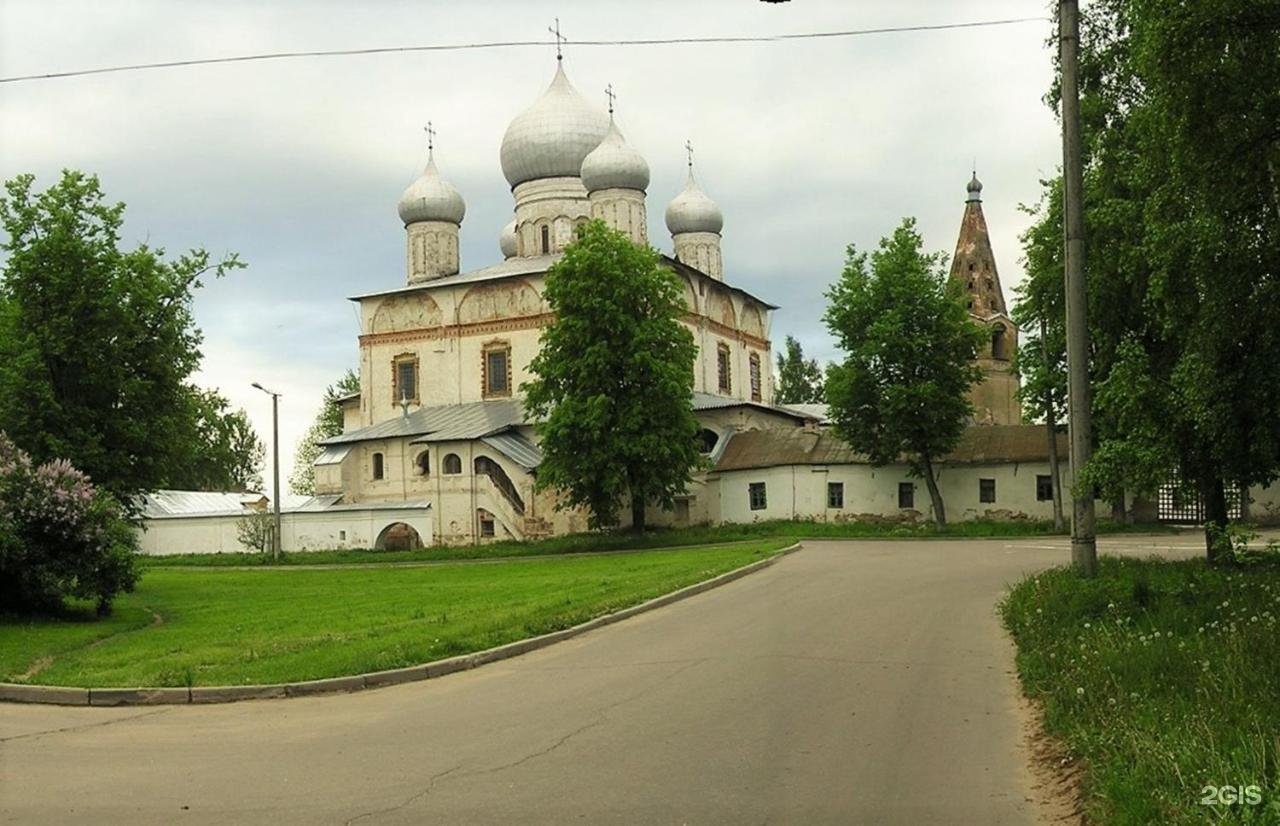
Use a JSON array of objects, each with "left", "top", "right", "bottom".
[{"left": 251, "top": 382, "right": 283, "bottom": 561}]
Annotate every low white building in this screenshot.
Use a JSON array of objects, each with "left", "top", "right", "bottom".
[{"left": 135, "top": 490, "right": 432, "bottom": 555}]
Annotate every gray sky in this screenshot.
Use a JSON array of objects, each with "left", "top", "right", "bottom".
[{"left": 0, "top": 0, "right": 1061, "bottom": 497}]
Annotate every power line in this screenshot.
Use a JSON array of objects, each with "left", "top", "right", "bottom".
[{"left": 0, "top": 17, "right": 1047, "bottom": 84}]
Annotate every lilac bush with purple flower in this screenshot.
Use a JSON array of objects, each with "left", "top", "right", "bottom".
[{"left": 0, "top": 432, "right": 138, "bottom": 614}]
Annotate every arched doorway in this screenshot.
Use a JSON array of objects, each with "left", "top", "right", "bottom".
[{"left": 374, "top": 522, "right": 423, "bottom": 550}]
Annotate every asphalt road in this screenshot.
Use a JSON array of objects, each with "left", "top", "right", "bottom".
[{"left": 1, "top": 534, "right": 1209, "bottom": 825}]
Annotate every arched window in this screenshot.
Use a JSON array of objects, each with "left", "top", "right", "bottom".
[
  {"left": 372, "top": 452, "right": 384, "bottom": 480},
  {"left": 696, "top": 428, "right": 719, "bottom": 454},
  {"left": 748, "top": 353, "right": 762, "bottom": 402},
  {"left": 415, "top": 450, "right": 430, "bottom": 476},
  {"left": 991, "top": 324, "right": 1008, "bottom": 361},
  {"left": 443, "top": 453, "right": 462, "bottom": 475},
  {"left": 540, "top": 224, "right": 550, "bottom": 254},
  {"left": 716, "top": 343, "right": 732, "bottom": 394}
]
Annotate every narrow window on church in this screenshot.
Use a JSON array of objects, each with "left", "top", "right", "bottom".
[
  {"left": 393, "top": 355, "right": 419, "bottom": 404},
  {"left": 478, "top": 509, "right": 495, "bottom": 538},
  {"left": 717, "top": 343, "right": 732, "bottom": 394},
  {"left": 749, "top": 353, "right": 762, "bottom": 402},
  {"left": 827, "top": 482, "right": 844, "bottom": 509},
  {"left": 898, "top": 482, "right": 914, "bottom": 509},
  {"left": 443, "top": 453, "right": 462, "bottom": 475},
  {"left": 540, "top": 224, "right": 550, "bottom": 254},
  {"left": 416, "top": 450, "right": 430, "bottom": 476},
  {"left": 980, "top": 478, "right": 997, "bottom": 503},
  {"left": 483, "top": 342, "right": 511, "bottom": 398},
  {"left": 991, "top": 325, "right": 1007, "bottom": 360},
  {"left": 372, "top": 452, "right": 384, "bottom": 481},
  {"left": 749, "top": 482, "right": 767, "bottom": 511}
]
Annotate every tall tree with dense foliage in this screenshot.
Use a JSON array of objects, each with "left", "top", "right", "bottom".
[
  {"left": 290, "top": 370, "right": 361, "bottom": 495},
  {"left": 1028, "top": 1, "right": 1280, "bottom": 559},
  {"left": 0, "top": 433, "right": 138, "bottom": 614},
  {"left": 774, "top": 335, "right": 825, "bottom": 404},
  {"left": 0, "top": 171, "right": 247, "bottom": 505},
  {"left": 168, "top": 388, "right": 265, "bottom": 492},
  {"left": 523, "top": 220, "right": 701, "bottom": 531},
  {"left": 823, "top": 218, "right": 984, "bottom": 526}
]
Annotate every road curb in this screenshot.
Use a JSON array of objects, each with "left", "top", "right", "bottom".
[{"left": 0, "top": 542, "right": 801, "bottom": 707}]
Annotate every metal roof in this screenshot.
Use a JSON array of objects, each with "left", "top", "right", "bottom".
[
  {"left": 692, "top": 392, "right": 815, "bottom": 422},
  {"left": 348, "top": 255, "right": 560, "bottom": 301},
  {"left": 347, "top": 253, "right": 779, "bottom": 313},
  {"left": 322, "top": 398, "right": 526, "bottom": 446},
  {"left": 480, "top": 432, "right": 543, "bottom": 470},
  {"left": 776, "top": 403, "right": 831, "bottom": 423},
  {"left": 714, "top": 425, "right": 1068, "bottom": 473},
  {"left": 138, "top": 490, "right": 267, "bottom": 519},
  {"left": 285, "top": 495, "right": 431, "bottom": 513},
  {"left": 313, "top": 444, "right": 352, "bottom": 466}
]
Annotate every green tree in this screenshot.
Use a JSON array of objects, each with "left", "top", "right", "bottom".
[
  {"left": 289, "top": 369, "right": 360, "bottom": 496},
  {"left": 823, "top": 218, "right": 984, "bottom": 526},
  {"left": 167, "top": 388, "right": 264, "bottom": 492},
  {"left": 0, "top": 171, "right": 244, "bottom": 505},
  {"left": 523, "top": 220, "right": 701, "bottom": 531},
  {"left": 1040, "top": 0, "right": 1280, "bottom": 560},
  {"left": 774, "top": 335, "right": 825, "bottom": 404},
  {"left": 1013, "top": 181, "right": 1070, "bottom": 530}
]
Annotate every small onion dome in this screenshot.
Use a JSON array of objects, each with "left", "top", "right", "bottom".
[
  {"left": 398, "top": 156, "right": 466, "bottom": 225},
  {"left": 966, "top": 172, "right": 983, "bottom": 202},
  {"left": 499, "top": 63, "right": 611, "bottom": 188},
  {"left": 665, "top": 171, "right": 723, "bottom": 235},
  {"left": 499, "top": 218, "right": 518, "bottom": 259},
  {"left": 581, "top": 121, "right": 650, "bottom": 193}
]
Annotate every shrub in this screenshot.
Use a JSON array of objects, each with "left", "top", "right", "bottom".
[{"left": 0, "top": 432, "right": 139, "bottom": 614}]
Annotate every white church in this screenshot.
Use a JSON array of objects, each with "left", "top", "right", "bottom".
[
  {"left": 246, "top": 54, "right": 1084, "bottom": 551},
  {"left": 141, "top": 57, "right": 1117, "bottom": 555}
]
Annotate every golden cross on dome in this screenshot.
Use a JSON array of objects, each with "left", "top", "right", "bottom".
[
  {"left": 605, "top": 83, "right": 616, "bottom": 115},
  {"left": 685, "top": 139, "right": 694, "bottom": 171},
  {"left": 548, "top": 18, "right": 565, "bottom": 61},
  {"left": 424, "top": 121, "right": 435, "bottom": 154}
]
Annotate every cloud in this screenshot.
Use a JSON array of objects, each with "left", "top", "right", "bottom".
[{"left": 1, "top": 0, "right": 1062, "bottom": 496}]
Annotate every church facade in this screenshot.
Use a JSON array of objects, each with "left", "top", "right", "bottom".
[{"left": 308, "top": 59, "right": 1054, "bottom": 549}]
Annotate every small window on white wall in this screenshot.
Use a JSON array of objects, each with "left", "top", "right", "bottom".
[
  {"left": 749, "top": 482, "right": 767, "bottom": 511},
  {"left": 372, "top": 452, "right": 384, "bottom": 480}
]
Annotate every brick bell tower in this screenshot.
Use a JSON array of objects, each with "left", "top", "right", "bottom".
[{"left": 949, "top": 173, "right": 1021, "bottom": 425}]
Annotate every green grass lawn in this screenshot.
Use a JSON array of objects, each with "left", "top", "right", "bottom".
[
  {"left": 1, "top": 540, "right": 788, "bottom": 688},
  {"left": 141, "top": 517, "right": 1176, "bottom": 568},
  {"left": 1002, "top": 557, "right": 1280, "bottom": 824}
]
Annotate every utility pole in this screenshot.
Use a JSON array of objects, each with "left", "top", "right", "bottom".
[
  {"left": 1059, "top": 0, "right": 1097, "bottom": 576},
  {"left": 252, "top": 382, "right": 283, "bottom": 561}
]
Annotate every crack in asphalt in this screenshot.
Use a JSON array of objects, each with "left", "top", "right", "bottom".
[
  {"left": 0, "top": 707, "right": 172, "bottom": 743},
  {"left": 337, "top": 657, "right": 710, "bottom": 822},
  {"left": 343, "top": 763, "right": 465, "bottom": 826}
]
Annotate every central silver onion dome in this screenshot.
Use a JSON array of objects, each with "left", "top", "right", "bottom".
[
  {"left": 500, "top": 63, "right": 611, "bottom": 189},
  {"left": 397, "top": 155, "right": 466, "bottom": 225},
  {"left": 581, "top": 120, "right": 650, "bottom": 193},
  {"left": 665, "top": 171, "right": 723, "bottom": 235}
]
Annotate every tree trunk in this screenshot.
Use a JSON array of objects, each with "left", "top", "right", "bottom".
[
  {"left": 921, "top": 455, "right": 947, "bottom": 526},
  {"left": 1110, "top": 492, "right": 1127, "bottom": 524},
  {"left": 1203, "top": 476, "right": 1229, "bottom": 564},
  {"left": 1040, "top": 317, "right": 1066, "bottom": 532},
  {"left": 630, "top": 492, "right": 646, "bottom": 533}
]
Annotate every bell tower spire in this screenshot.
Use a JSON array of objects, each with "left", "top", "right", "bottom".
[{"left": 948, "top": 172, "right": 1020, "bottom": 425}]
